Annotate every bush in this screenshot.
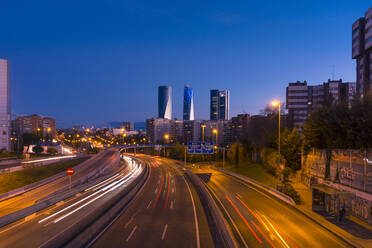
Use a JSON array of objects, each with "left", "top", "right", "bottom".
[
  {"left": 32, "top": 145, "right": 44, "bottom": 154},
  {"left": 282, "top": 167, "right": 292, "bottom": 182},
  {"left": 280, "top": 183, "right": 301, "bottom": 204},
  {"left": 47, "top": 147, "right": 58, "bottom": 155}
]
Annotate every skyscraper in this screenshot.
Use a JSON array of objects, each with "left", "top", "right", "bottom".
[
  {"left": 210, "top": 89, "right": 230, "bottom": 120},
  {"left": 158, "top": 86, "right": 172, "bottom": 119},
  {"left": 183, "top": 84, "right": 194, "bottom": 120},
  {"left": 352, "top": 7, "right": 372, "bottom": 98},
  {"left": 0, "top": 59, "right": 10, "bottom": 150}
]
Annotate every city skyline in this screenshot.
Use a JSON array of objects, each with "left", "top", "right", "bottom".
[{"left": 2, "top": 1, "right": 371, "bottom": 127}]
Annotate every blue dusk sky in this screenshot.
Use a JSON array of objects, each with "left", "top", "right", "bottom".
[{"left": 1, "top": 0, "right": 371, "bottom": 127}]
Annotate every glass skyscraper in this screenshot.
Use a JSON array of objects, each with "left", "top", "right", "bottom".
[
  {"left": 183, "top": 84, "right": 194, "bottom": 120},
  {"left": 210, "top": 89, "right": 229, "bottom": 120},
  {"left": 158, "top": 86, "right": 172, "bottom": 119}
]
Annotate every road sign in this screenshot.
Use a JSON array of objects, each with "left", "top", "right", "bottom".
[
  {"left": 66, "top": 168, "right": 74, "bottom": 176},
  {"left": 187, "top": 142, "right": 214, "bottom": 154}
]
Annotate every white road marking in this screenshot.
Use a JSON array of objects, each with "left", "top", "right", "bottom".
[
  {"left": 170, "top": 201, "right": 174, "bottom": 209},
  {"left": 181, "top": 174, "right": 200, "bottom": 248},
  {"left": 125, "top": 216, "right": 134, "bottom": 228},
  {"left": 155, "top": 188, "right": 158, "bottom": 194},
  {"left": 126, "top": 225, "right": 137, "bottom": 242},
  {"left": 172, "top": 188, "right": 174, "bottom": 193},
  {"left": 161, "top": 224, "right": 168, "bottom": 240},
  {"left": 146, "top": 200, "right": 152, "bottom": 209},
  {"left": 236, "top": 193, "right": 242, "bottom": 198}
]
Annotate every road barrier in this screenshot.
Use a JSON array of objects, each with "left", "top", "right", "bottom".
[
  {"left": 185, "top": 170, "right": 237, "bottom": 248},
  {"left": 39, "top": 159, "right": 149, "bottom": 248}
]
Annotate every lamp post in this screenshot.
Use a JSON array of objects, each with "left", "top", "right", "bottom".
[
  {"left": 164, "top": 134, "right": 169, "bottom": 157},
  {"left": 272, "top": 100, "right": 281, "bottom": 189},
  {"left": 213, "top": 129, "right": 218, "bottom": 161},
  {"left": 201, "top": 124, "right": 206, "bottom": 142}
]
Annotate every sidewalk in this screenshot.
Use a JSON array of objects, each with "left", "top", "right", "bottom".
[{"left": 292, "top": 182, "right": 372, "bottom": 248}]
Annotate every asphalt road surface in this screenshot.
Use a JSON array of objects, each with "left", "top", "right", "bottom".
[
  {"left": 194, "top": 166, "right": 351, "bottom": 248},
  {"left": 91, "top": 156, "right": 214, "bottom": 248}
]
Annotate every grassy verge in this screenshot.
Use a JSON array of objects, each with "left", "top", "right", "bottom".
[{"left": 0, "top": 157, "right": 89, "bottom": 194}]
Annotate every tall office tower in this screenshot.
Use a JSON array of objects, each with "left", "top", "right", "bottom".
[
  {"left": 183, "top": 84, "right": 194, "bottom": 120},
  {"left": 210, "top": 89, "right": 230, "bottom": 120},
  {"left": 352, "top": 7, "right": 372, "bottom": 98},
  {"left": 158, "top": 86, "right": 172, "bottom": 119},
  {"left": 0, "top": 59, "right": 10, "bottom": 150}
]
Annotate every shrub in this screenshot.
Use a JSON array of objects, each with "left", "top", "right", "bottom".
[
  {"left": 47, "top": 147, "right": 58, "bottom": 155},
  {"left": 280, "top": 183, "right": 301, "bottom": 204},
  {"left": 32, "top": 145, "right": 44, "bottom": 154}
]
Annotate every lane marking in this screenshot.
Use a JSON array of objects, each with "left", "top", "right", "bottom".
[
  {"left": 146, "top": 200, "right": 152, "bottom": 209},
  {"left": 161, "top": 224, "right": 168, "bottom": 240},
  {"left": 164, "top": 175, "right": 171, "bottom": 208},
  {"left": 261, "top": 215, "right": 289, "bottom": 248},
  {"left": 170, "top": 201, "right": 174, "bottom": 209},
  {"left": 207, "top": 186, "right": 248, "bottom": 248},
  {"left": 126, "top": 225, "right": 137, "bottom": 242},
  {"left": 251, "top": 220, "right": 276, "bottom": 248},
  {"left": 180, "top": 172, "right": 200, "bottom": 248},
  {"left": 125, "top": 216, "right": 135, "bottom": 228},
  {"left": 226, "top": 195, "right": 262, "bottom": 244},
  {"left": 172, "top": 187, "right": 174, "bottom": 193}
]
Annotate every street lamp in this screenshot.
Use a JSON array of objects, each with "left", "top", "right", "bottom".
[
  {"left": 272, "top": 100, "right": 281, "bottom": 189},
  {"left": 164, "top": 134, "right": 169, "bottom": 157},
  {"left": 212, "top": 129, "right": 218, "bottom": 161},
  {"left": 201, "top": 124, "right": 206, "bottom": 142}
]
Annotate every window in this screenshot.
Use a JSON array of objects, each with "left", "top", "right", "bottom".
[
  {"left": 2, "top": 131, "right": 5, "bottom": 135},
  {"left": 353, "top": 37, "right": 359, "bottom": 44},
  {"left": 352, "top": 27, "right": 359, "bottom": 35},
  {"left": 366, "top": 36, "right": 372, "bottom": 44},
  {"left": 1, "top": 117, "right": 5, "bottom": 121},
  {"left": 2, "top": 138, "right": 5, "bottom": 143}
]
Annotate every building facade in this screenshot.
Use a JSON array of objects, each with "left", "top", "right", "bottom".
[
  {"left": 210, "top": 89, "right": 230, "bottom": 120},
  {"left": 287, "top": 80, "right": 356, "bottom": 129},
  {"left": 122, "top": 121, "right": 134, "bottom": 131},
  {"left": 352, "top": 7, "right": 372, "bottom": 98},
  {"left": 14, "top": 114, "right": 56, "bottom": 139},
  {"left": 0, "top": 59, "right": 10, "bottom": 150},
  {"left": 158, "top": 86, "right": 172, "bottom": 119},
  {"left": 231, "top": 114, "right": 250, "bottom": 143},
  {"left": 183, "top": 84, "right": 194, "bottom": 120}
]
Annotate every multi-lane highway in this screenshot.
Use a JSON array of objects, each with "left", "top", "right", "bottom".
[
  {"left": 0, "top": 150, "right": 118, "bottom": 217},
  {"left": 0, "top": 154, "right": 142, "bottom": 247},
  {"left": 192, "top": 165, "right": 351, "bottom": 248},
  {"left": 91, "top": 156, "right": 214, "bottom": 248}
]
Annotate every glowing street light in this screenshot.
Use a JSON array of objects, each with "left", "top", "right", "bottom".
[
  {"left": 201, "top": 124, "right": 206, "bottom": 142},
  {"left": 271, "top": 100, "right": 281, "bottom": 189}
]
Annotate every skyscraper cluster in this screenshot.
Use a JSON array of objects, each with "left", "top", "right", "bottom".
[{"left": 157, "top": 85, "right": 229, "bottom": 121}]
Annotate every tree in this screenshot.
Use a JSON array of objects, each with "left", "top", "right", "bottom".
[
  {"left": 32, "top": 145, "right": 44, "bottom": 154},
  {"left": 22, "top": 133, "right": 40, "bottom": 146},
  {"left": 47, "top": 147, "right": 58, "bottom": 155},
  {"left": 281, "top": 128, "right": 302, "bottom": 171}
]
